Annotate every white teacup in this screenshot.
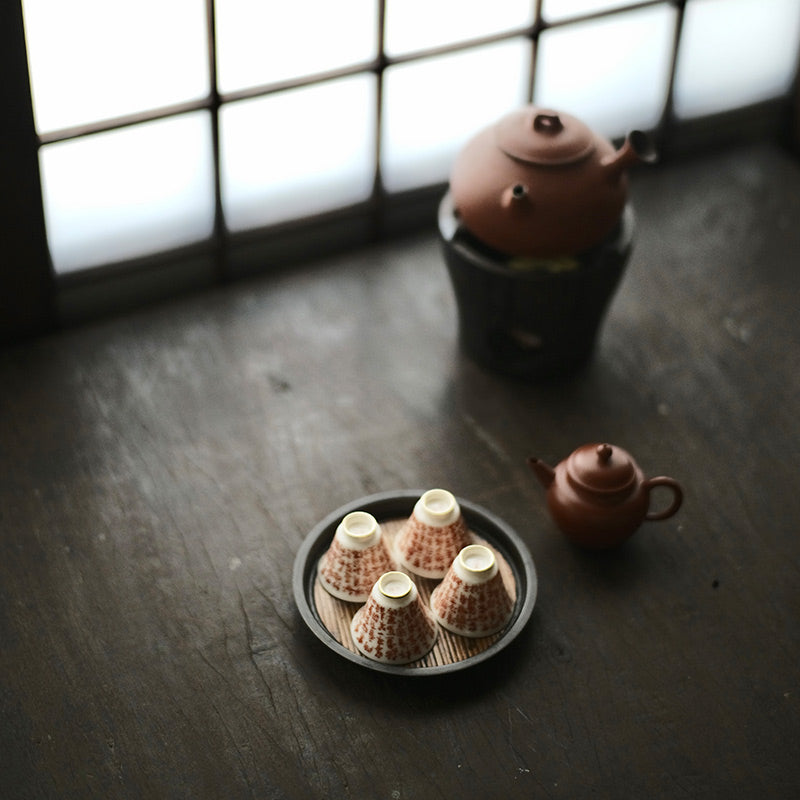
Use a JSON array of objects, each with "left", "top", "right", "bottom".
[
  {"left": 350, "top": 572, "right": 438, "bottom": 665},
  {"left": 318, "top": 511, "right": 394, "bottom": 603},
  {"left": 430, "top": 544, "right": 513, "bottom": 637},
  {"left": 395, "top": 489, "right": 472, "bottom": 579}
]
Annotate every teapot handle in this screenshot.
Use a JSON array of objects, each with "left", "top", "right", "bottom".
[{"left": 643, "top": 476, "right": 683, "bottom": 521}]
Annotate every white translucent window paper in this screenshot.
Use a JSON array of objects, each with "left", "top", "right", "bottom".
[
  {"left": 215, "top": 0, "right": 377, "bottom": 94},
  {"left": 220, "top": 75, "right": 375, "bottom": 232},
  {"left": 22, "top": 0, "right": 209, "bottom": 133},
  {"left": 384, "top": 0, "right": 533, "bottom": 56},
  {"left": 534, "top": 4, "right": 676, "bottom": 138},
  {"left": 381, "top": 40, "right": 531, "bottom": 193},
  {"left": 40, "top": 113, "right": 216, "bottom": 274},
  {"left": 673, "top": 0, "right": 800, "bottom": 119},
  {"left": 541, "top": 0, "right": 636, "bottom": 23}
]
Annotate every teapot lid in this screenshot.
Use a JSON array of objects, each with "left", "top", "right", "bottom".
[
  {"left": 495, "top": 107, "right": 596, "bottom": 166},
  {"left": 566, "top": 443, "right": 637, "bottom": 495}
]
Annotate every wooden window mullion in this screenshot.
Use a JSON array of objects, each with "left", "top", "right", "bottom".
[{"left": 0, "top": 1, "right": 55, "bottom": 342}]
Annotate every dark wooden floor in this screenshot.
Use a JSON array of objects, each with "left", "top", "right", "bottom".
[{"left": 2, "top": 141, "right": 799, "bottom": 799}]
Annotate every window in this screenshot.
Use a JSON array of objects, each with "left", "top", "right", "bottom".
[{"left": 3, "top": 0, "right": 800, "bottom": 340}]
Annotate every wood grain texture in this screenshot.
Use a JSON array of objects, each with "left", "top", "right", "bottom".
[{"left": 1, "top": 142, "right": 799, "bottom": 799}]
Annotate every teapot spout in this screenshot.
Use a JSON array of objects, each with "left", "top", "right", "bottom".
[
  {"left": 601, "top": 130, "right": 657, "bottom": 180},
  {"left": 527, "top": 457, "right": 556, "bottom": 489}
]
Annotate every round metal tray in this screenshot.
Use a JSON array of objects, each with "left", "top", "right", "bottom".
[{"left": 293, "top": 490, "right": 537, "bottom": 676}]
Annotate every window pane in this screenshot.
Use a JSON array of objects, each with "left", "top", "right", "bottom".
[
  {"left": 673, "top": 0, "right": 800, "bottom": 119},
  {"left": 384, "top": 0, "right": 533, "bottom": 56},
  {"left": 41, "top": 112, "right": 216, "bottom": 274},
  {"left": 381, "top": 39, "right": 531, "bottom": 192},
  {"left": 534, "top": 4, "right": 676, "bottom": 138},
  {"left": 215, "top": 0, "right": 377, "bottom": 94},
  {"left": 220, "top": 75, "right": 375, "bottom": 231},
  {"left": 541, "top": 0, "right": 637, "bottom": 23},
  {"left": 22, "top": 0, "right": 208, "bottom": 133}
]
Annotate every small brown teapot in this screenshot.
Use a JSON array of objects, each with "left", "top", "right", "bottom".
[
  {"left": 528, "top": 443, "right": 683, "bottom": 549},
  {"left": 449, "top": 106, "right": 656, "bottom": 257}
]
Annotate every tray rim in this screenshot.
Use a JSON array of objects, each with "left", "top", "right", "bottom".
[{"left": 292, "top": 489, "right": 538, "bottom": 676}]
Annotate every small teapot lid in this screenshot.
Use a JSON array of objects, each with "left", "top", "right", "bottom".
[
  {"left": 495, "top": 107, "right": 596, "bottom": 166},
  {"left": 566, "top": 443, "right": 637, "bottom": 495}
]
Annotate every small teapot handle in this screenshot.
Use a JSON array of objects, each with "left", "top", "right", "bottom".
[{"left": 643, "top": 476, "right": 683, "bottom": 521}]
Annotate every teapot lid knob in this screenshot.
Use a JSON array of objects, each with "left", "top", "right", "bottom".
[
  {"left": 597, "top": 443, "right": 613, "bottom": 463},
  {"left": 533, "top": 113, "right": 564, "bottom": 135}
]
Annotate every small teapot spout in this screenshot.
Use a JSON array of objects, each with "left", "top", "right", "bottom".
[
  {"left": 527, "top": 457, "right": 556, "bottom": 489},
  {"left": 601, "top": 130, "right": 657, "bottom": 180}
]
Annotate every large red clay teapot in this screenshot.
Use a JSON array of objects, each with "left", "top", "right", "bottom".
[
  {"left": 449, "top": 106, "right": 656, "bottom": 257},
  {"left": 528, "top": 443, "right": 683, "bottom": 549}
]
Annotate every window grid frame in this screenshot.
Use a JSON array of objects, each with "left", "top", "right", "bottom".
[{"left": 8, "top": 0, "right": 800, "bottom": 338}]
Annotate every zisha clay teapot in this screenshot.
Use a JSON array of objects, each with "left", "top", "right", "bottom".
[
  {"left": 449, "top": 106, "right": 657, "bottom": 257},
  {"left": 528, "top": 443, "right": 683, "bottom": 549}
]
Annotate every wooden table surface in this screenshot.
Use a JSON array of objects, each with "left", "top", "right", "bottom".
[{"left": 2, "top": 142, "right": 799, "bottom": 799}]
